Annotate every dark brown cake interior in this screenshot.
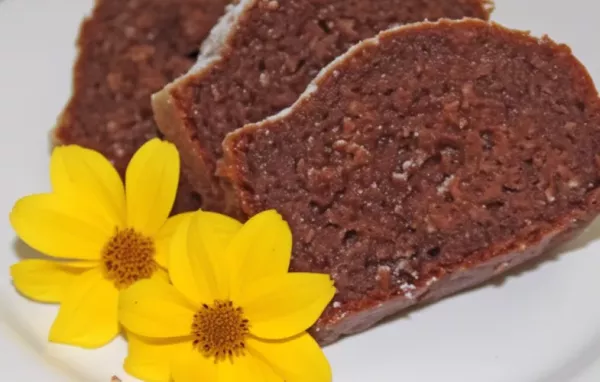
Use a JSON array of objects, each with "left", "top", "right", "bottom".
[
  {"left": 223, "top": 20, "right": 600, "bottom": 305},
  {"left": 54, "top": 0, "right": 228, "bottom": 213},
  {"left": 166, "top": 0, "right": 492, "bottom": 211}
]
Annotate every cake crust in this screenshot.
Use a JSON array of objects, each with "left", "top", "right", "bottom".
[{"left": 222, "top": 19, "right": 600, "bottom": 344}]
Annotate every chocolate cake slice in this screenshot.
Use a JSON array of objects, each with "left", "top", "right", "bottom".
[
  {"left": 221, "top": 19, "right": 600, "bottom": 344},
  {"left": 52, "top": 0, "right": 229, "bottom": 214},
  {"left": 152, "top": 0, "right": 494, "bottom": 214}
]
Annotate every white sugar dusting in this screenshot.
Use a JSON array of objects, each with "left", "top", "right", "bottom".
[
  {"left": 402, "top": 160, "right": 414, "bottom": 171},
  {"left": 333, "top": 139, "right": 347, "bottom": 148},
  {"left": 191, "top": 0, "right": 255, "bottom": 73},
  {"left": 376, "top": 265, "right": 391, "bottom": 281},
  {"left": 393, "top": 259, "right": 409, "bottom": 276},
  {"left": 332, "top": 301, "right": 342, "bottom": 309},
  {"left": 262, "top": 83, "right": 319, "bottom": 123},
  {"left": 425, "top": 217, "right": 436, "bottom": 233},
  {"left": 392, "top": 172, "right": 408, "bottom": 182},
  {"left": 401, "top": 151, "right": 426, "bottom": 172},
  {"left": 437, "top": 175, "right": 455, "bottom": 195},
  {"left": 400, "top": 282, "right": 417, "bottom": 298},
  {"left": 259, "top": 72, "right": 270, "bottom": 86},
  {"left": 544, "top": 185, "right": 557, "bottom": 203}
]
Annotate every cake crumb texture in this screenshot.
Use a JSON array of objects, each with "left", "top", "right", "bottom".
[
  {"left": 222, "top": 19, "right": 600, "bottom": 343},
  {"left": 154, "top": 0, "right": 493, "bottom": 213},
  {"left": 53, "top": 0, "right": 229, "bottom": 213}
]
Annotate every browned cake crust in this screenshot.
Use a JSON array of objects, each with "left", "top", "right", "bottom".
[
  {"left": 52, "top": 0, "right": 228, "bottom": 214},
  {"left": 221, "top": 19, "right": 600, "bottom": 344},
  {"left": 152, "top": 0, "right": 494, "bottom": 215}
]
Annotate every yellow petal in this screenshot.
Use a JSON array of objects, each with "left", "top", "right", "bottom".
[
  {"left": 241, "top": 273, "right": 335, "bottom": 340},
  {"left": 10, "top": 259, "right": 97, "bottom": 303},
  {"left": 126, "top": 139, "right": 180, "bottom": 236},
  {"left": 169, "top": 211, "right": 241, "bottom": 305},
  {"left": 252, "top": 356, "right": 283, "bottom": 382},
  {"left": 49, "top": 267, "right": 119, "bottom": 348},
  {"left": 248, "top": 333, "right": 332, "bottom": 382},
  {"left": 226, "top": 210, "right": 292, "bottom": 299},
  {"left": 153, "top": 267, "right": 170, "bottom": 283},
  {"left": 193, "top": 211, "right": 243, "bottom": 299},
  {"left": 50, "top": 145, "right": 126, "bottom": 227},
  {"left": 171, "top": 345, "right": 218, "bottom": 382},
  {"left": 10, "top": 193, "right": 112, "bottom": 260},
  {"left": 124, "top": 333, "right": 188, "bottom": 382},
  {"left": 168, "top": 212, "right": 216, "bottom": 305},
  {"left": 119, "top": 278, "right": 196, "bottom": 338},
  {"left": 217, "top": 354, "right": 281, "bottom": 382},
  {"left": 154, "top": 212, "right": 194, "bottom": 269}
]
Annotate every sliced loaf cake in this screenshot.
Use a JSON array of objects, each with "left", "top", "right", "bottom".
[
  {"left": 152, "top": 0, "right": 494, "bottom": 214},
  {"left": 53, "top": 0, "right": 229, "bottom": 213},
  {"left": 222, "top": 19, "right": 600, "bottom": 344}
]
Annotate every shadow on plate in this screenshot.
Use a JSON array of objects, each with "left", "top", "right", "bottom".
[
  {"left": 10, "top": 239, "right": 59, "bottom": 303},
  {"left": 491, "top": 216, "right": 600, "bottom": 286},
  {"left": 534, "top": 329, "right": 600, "bottom": 382},
  {"left": 13, "top": 238, "right": 48, "bottom": 261}
]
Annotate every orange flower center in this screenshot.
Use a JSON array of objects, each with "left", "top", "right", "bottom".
[
  {"left": 192, "top": 300, "right": 250, "bottom": 361},
  {"left": 102, "top": 227, "right": 157, "bottom": 289}
]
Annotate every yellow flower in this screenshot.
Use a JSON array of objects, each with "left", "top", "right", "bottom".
[
  {"left": 119, "top": 210, "right": 336, "bottom": 382},
  {"left": 9, "top": 138, "right": 187, "bottom": 348}
]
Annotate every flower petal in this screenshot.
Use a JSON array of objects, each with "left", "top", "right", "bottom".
[
  {"left": 168, "top": 213, "right": 216, "bottom": 305},
  {"left": 193, "top": 211, "right": 243, "bottom": 299},
  {"left": 154, "top": 212, "right": 194, "bottom": 269},
  {"left": 126, "top": 138, "right": 180, "bottom": 236},
  {"left": 119, "top": 278, "right": 196, "bottom": 338},
  {"left": 10, "top": 193, "right": 112, "bottom": 260},
  {"left": 241, "top": 273, "right": 335, "bottom": 340},
  {"left": 169, "top": 211, "right": 241, "bottom": 305},
  {"left": 10, "top": 259, "right": 97, "bottom": 303},
  {"left": 226, "top": 210, "right": 292, "bottom": 299},
  {"left": 248, "top": 333, "right": 332, "bottom": 382},
  {"left": 152, "top": 267, "right": 170, "bottom": 283},
  {"left": 124, "top": 333, "right": 188, "bottom": 382},
  {"left": 217, "top": 354, "right": 281, "bottom": 382},
  {"left": 252, "top": 356, "right": 283, "bottom": 382},
  {"left": 50, "top": 145, "right": 126, "bottom": 227},
  {"left": 171, "top": 345, "right": 218, "bottom": 382},
  {"left": 49, "top": 267, "right": 119, "bottom": 348}
]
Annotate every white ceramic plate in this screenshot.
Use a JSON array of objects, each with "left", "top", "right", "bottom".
[{"left": 1, "top": 0, "right": 600, "bottom": 381}]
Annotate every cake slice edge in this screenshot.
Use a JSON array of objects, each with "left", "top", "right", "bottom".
[{"left": 220, "top": 18, "right": 600, "bottom": 344}]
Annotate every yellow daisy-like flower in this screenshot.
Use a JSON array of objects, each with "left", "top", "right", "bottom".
[
  {"left": 119, "top": 209, "right": 336, "bottom": 382},
  {"left": 9, "top": 138, "right": 187, "bottom": 348}
]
